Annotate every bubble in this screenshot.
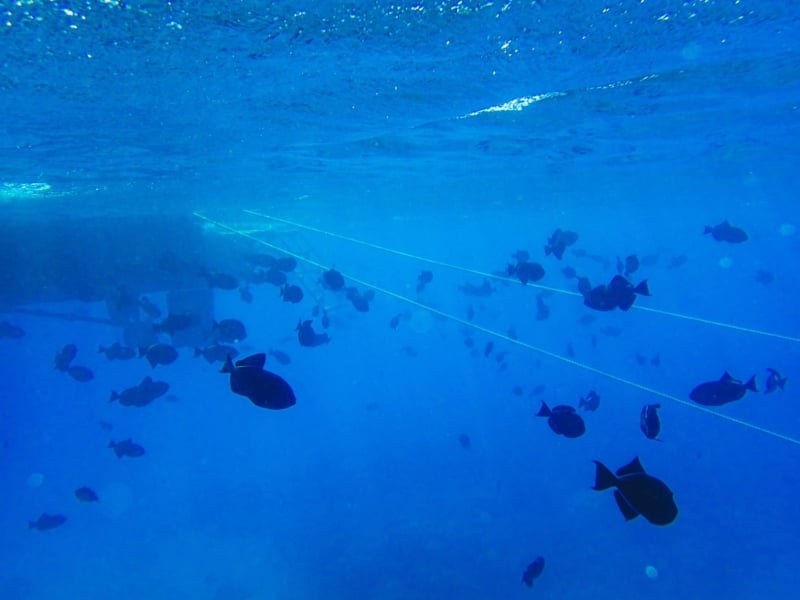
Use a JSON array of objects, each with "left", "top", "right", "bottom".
[
  {"left": 779, "top": 223, "right": 796, "bottom": 237},
  {"left": 719, "top": 257, "right": 733, "bottom": 269},
  {"left": 645, "top": 565, "right": 659, "bottom": 579},
  {"left": 26, "top": 472, "right": 44, "bottom": 488},
  {"left": 409, "top": 309, "right": 433, "bottom": 334}
]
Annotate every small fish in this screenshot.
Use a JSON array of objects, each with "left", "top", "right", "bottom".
[
  {"left": 0, "top": 321, "right": 25, "bottom": 339},
  {"left": 268, "top": 348, "right": 292, "bottom": 365},
  {"left": 220, "top": 353, "right": 296, "bottom": 410},
  {"left": 521, "top": 556, "right": 545, "bottom": 587},
  {"left": 464, "top": 337, "right": 475, "bottom": 348},
  {"left": 29, "top": 513, "right": 67, "bottom": 531},
  {"left": 635, "top": 353, "right": 647, "bottom": 366},
  {"left": 484, "top": 341, "right": 494, "bottom": 357},
  {"left": 389, "top": 314, "right": 401, "bottom": 329},
  {"left": 650, "top": 354, "right": 661, "bottom": 367},
  {"left": 545, "top": 228, "right": 579, "bottom": 260},
  {"left": 466, "top": 305, "right": 475, "bottom": 321},
  {"left": 98, "top": 342, "right": 136, "bottom": 361},
  {"left": 689, "top": 372, "right": 757, "bottom": 406},
  {"left": 592, "top": 457, "right": 678, "bottom": 525},
  {"left": 194, "top": 344, "right": 239, "bottom": 364},
  {"left": 322, "top": 268, "right": 345, "bottom": 291},
  {"left": 321, "top": 311, "right": 331, "bottom": 329},
  {"left": 640, "top": 404, "right": 662, "bottom": 440},
  {"left": 108, "top": 438, "right": 146, "bottom": 459},
  {"left": 457, "top": 433, "right": 471, "bottom": 449},
  {"left": 152, "top": 313, "right": 194, "bottom": 336},
  {"left": 623, "top": 254, "right": 640, "bottom": 277},
  {"left": 495, "top": 351, "right": 507, "bottom": 363},
  {"left": 704, "top": 220, "right": 748, "bottom": 243},
  {"left": 262, "top": 268, "right": 287, "bottom": 287},
  {"left": 138, "top": 343, "right": 178, "bottom": 368},
  {"left": 280, "top": 284, "right": 304, "bottom": 304},
  {"left": 507, "top": 261, "right": 545, "bottom": 285},
  {"left": 764, "top": 368, "right": 787, "bottom": 394},
  {"left": 239, "top": 286, "right": 253, "bottom": 304},
  {"left": 583, "top": 275, "right": 650, "bottom": 312},
  {"left": 507, "top": 327, "right": 518, "bottom": 340},
  {"left": 137, "top": 296, "right": 162, "bottom": 318},
  {"left": 536, "top": 401, "right": 586, "bottom": 438},
  {"left": 213, "top": 319, "right": 247, "bottom": 344},
  {"left": 74, "top": 487, "right": 99, "bottom": 502},
  {"left": 54, "top": 344, "right": 78, "bottom": 372},
  {"left": 536, "top": 294, "right": 550, "bottom": 321},
  {"left": 579, "top": 390, "right": 600, "bottom": 411},
  {"left": 566, "top": 342, "right": 575, "bottom": 358},
  {"left": 109, "top": 376, "right": 169, "bottom": 407},
  {"left": 296, "top": 319, "right": 330, "bottom": 347},
  {"left": 561, "top": 266, "right": 578, "bottom": 279},
  {"left": 67, "top": 365, "right": 94, "bottom": 382},
  {"left": 416, "top": 270, "right": 433, "bottom": 292},
  {"left": 345, "top": 287, "right": 370, "bottom": 312}
]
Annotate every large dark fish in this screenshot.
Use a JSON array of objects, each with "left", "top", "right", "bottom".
[
  {"left": 54, "top": 344, "right": 78, "bottom": 372},
  {"left": 67, "top": 365, "right": 94, "bottom": 383},
  {"left": 262, "top": 268, "right": 287, "bottom": 287},
  {"left": 545, "top": 228, "right": 579, "bottom": 260},
  {"left": 322, "top": 268, "right": 345, "bottom": 291},
  {"left": 29, "top": 513, "right": 67, "bottom": 531},
  {"left": 220, "top": 353, "right": 296, "bottom": 410},
  {"left": 536, "top": 401, "right": 585, "bottom": 438},
  {"left": 74, "top": 487, "right": 99, "bottom": 502},
  {"left": 583, "top": 275, "right": 649, "bottom": 312},
  {"left": 98, "top": 342, "right": 136, "bottom": 361},
  {"left": 640, "top": 404, "right": 662, "bottom": 440},
  {"left": 704, "top": 220, "right": 748, "bottom": 243},
  {"left": 593, "top": 457, "right": 678, "bottom": 526},
  {"left": 689, "top": 372, "right": 757, "bottom": 406},
  {"left": 280, "top": 284, "right": 304, "bottom": 304},
  {"left": 297, "top": 320, "right": 330, "bottom": 347},
  {"left": 416, "top": 270, "right": 433, "bottom": 293},
  {"left": 507, "top": 261, "right": 545, "bottom": 285},
  {"left": 110, "top": 376, "right": 169, "bottom": 407},
  {"left": 138, "top": 343, "right": 178, "bottom": 368},
  {"left": 108, "top": 438, "right": 146, "bottom": 458},
  {"left": 213, "top": 319, "right": 247, "bottom": 343},
  {"left": 521, "top": 556, "right": 545, "bottom": 587},
  {"left": 152, "top": 313, "right": 194, "bottom": 336},
  {"left": 0, "top": 321, "right": 25, "bottom": 339}
]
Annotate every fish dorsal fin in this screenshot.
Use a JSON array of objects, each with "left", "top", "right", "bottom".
[
  {"left": 236, "top": 353, "right": 266, "bottom": 369},
  {"left": 720, "top": 371, "right": 734, "bottom": 382},
  {"left": 616, "top": 456, "right": 645, "bottom": 477},
  {"left": 536, "top": 401, "right": 551, "bottom": 418}
]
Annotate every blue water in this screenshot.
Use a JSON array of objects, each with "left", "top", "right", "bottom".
[{"left": 2, "top": 1, "right": 800, "bottom": 598}]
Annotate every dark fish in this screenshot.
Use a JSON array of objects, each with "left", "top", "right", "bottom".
[
  {"left": 579, "top": 390, "right": 600, "bottom": 411},
  {"left": 220, "top": 353, "right": 296, "bottom": 410},
  {"left": 0, "top": 321, "right": 25, "bottom": 339},
  {"left": 108, "top": 438, "right": 146, "bottom": 458},
  {"left": 262, "top": 268, "right": 287, "bottom": 287},
  {"left": 296, "top": 319, "right": 330, "bottom": 347},
  {"left": 137, "top": 296, "right": 161, "bottom": 318},
  {"left": 275, "top": 256, "right": 297, "bottom": 272},
  {"left": 194, "top": 344, "right": 239, "bottom": 364},
  {"left": 640, "top": 404, "right": 662, "bottom": 440},
  {"left": 592, "top": 457, "right": 678, "bottom": 526},
  {"left": 98, "top": 342, "right": 136, "bottom": 361},
  {"left": 536, "top": 401, "right": 586, "bottom": 438},
  {"left": 54, "top": 344, "right": 78, "bottom": 371},
  {"left": 466, "top": 305, "right": 475, "bottom": 321},
  {"left": 109, "top": 376, "right": 170, "bottom": 407},
  {"left": 764, "top": 368, "right": 787, "bottom": 394},
  {"left": 561, "top": 266, "right": 578, "bottom": 279},
  {"left": 67, "top": 365, "right": 94, "bottom": 382},
  {"left": 689, "top": 372, "right": 757, "bottom": 406},
  {"left": 545, "top": 228, "right": 579, "bottom": 260},
  {"left": 755, "top": 269, "right": 774, "bottom": 286},
  {"left": 321, "top": 311, "right": 331, "bottom": 329},
  {"left": 704, "top": 220, "right": 748, "bottom": 243},
  {"left": 536, "top": 294, "right": 550, "bottom": 321},
  {"left": 239, "top": 286, "right": 253, "bottom": 304},
  {"left": 74, "top": 487, "right": 99, "bottom": 502},
  {"left": 346, "top": 288, "right": 370, "bottom": 312},
  {"left": 650, "top": 354, "right": 660, "bottom": 366},
  {"left": 213, "top": 319, "right": 247, "bottom": 343},
  {"left": 389, "top": 314, "right": 401, "bottom": 329},
  {"left": 511, "top": 249, "right": 530, "bottom": 263},
  {"left": 566, "top": 342, "right": 575, "bottom": 358},
  {"left": 635, "top": 353, "right": 647, "bottom": 366},
  {"left": 495, "top": 351, "right": 507, "bottom": 363},
  {"left": 280, "top": 284, "right": 304, "bottom": 304},
  {"left": 29, "top": 513, "right": 67, "bottom": 531},
  {"left": 322, "top": 268, "right": 345, "bottom": 291},
  {"left": 202, "top": 271, "right": 239, "bottom": 290},
  {"left": 268, "top": 348, "right": 292, "bottom": 365},
  {"left": 668, "top": 254, "right": 688, "bottom": 269},
  {"left": 577, "top": 276, "right": 592, "bottom": 296},
  {"left": 484, "top": 341, "right": 494, "bottom": 357},
  {"left": 624, "top": 254, "right": 640, "bottom": 277},
  {"left": 138, "top": 343, "right": 178, "bottom": 368},
  {"left": 521, "top": 556, "right": 545, "bottom": 587},
  {"left": 507, "top": 261, "right": 545, "bottom": 285},
  {"left": 416, "top": 270, "right": 433, "bottom": 292},
  {"left": 464, "top": 337, "right": 475, "bottom": 348},
  {"left": 583, "top": 275, "right": 650, "bottom": 312},
  {"left": 152, "top": 313, "right": 194, "bottom": 336},
  {"left": 458, "top": 280, "right": 495, "bottom": 297},
  {"left": 457, "top": 433, "right": 471, "bottom": 449}
]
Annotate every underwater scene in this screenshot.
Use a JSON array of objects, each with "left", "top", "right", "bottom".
[{"left": 1, "top": 1, "right": 799, "bottom": 598}]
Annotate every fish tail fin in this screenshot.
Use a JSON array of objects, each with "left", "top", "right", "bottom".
[
  {"left": 536, "top": 401, "right": 551, "bottom": 417},
  {"left": 634, "top": 280, "right": 650, "bottom": 296},
  {"left": 746, "top": 376, "right": 758, "bottom": 393},
  {"left": 109, "top": 391, "right": 119, "bottom": 403},
  {"left": 220, "top": 354, "right": 234, "bottom": 374},
  {"left": 592, "top": 460, "right": 618, "bottom": 490}
]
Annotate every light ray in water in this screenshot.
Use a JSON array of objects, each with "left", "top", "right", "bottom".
[
  {"left": 242, "top": 210, "right": 800, "bottom": 344},
  {"left": 193, "top": 212, "right": 800, "bottom": 447}
]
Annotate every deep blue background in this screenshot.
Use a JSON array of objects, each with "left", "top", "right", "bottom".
[{"left": 1, "top": 1, "right": 799, "bottom": 598}]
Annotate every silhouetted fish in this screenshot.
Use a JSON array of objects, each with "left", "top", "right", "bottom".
[
  {"left": 29, "top": 513, "right": 67, "bottom": 531},
  {"left": 755, "top": 269, "right": 774, "bottom": 286},
  {"left": 764, "top": 368, "right": 786, "bottom": 394},
  {"left": 0, "top": 321, "right": 25, "bottom": 339},
  {"left": 593, "top": 457, "right": 677, "bottom": 525},
  {"left": 108, "top": 438, "right": 146, "bottom": 458},
  {"left": 579, "top": 390, "right": 600, "bottom": 411},
  {"left": 583, "top": 275, "right": 649, "bottom": 312},
  {"left": 98, "top": 342, "right": 136, "bottom": 361},
  {"left": 152, "top": 313, "right": 194, "bottom": 336},
  {"left": 74, "top": 487, "right": 99, "bottom": 502},
  {"left": 507, "top": 261, "right": 545, "bottom": 285},
  {"left": 545, "top": 228, "right": 579, "bottom": 260},
  {"left": 296, "top": 319, "right": 330, "bottom": 347},
  {"left": 137, "top": 296, "right": 161, "bottom": 318},
  {"left": 201, "top": 270, "right": 239, "bottom": 290},
  {"left": 275, "top": 257, "right": 297, "bottom": 272},
  {"left": 640, "top": 404, "right": 661, "bottom": 440},
  {"left": 220, "top": 353, "right": 296, "bottom": 410},
  {"left": 194, "top": 344, "right": 239, "bottom": 364},
  {"left": 138, "top": 343, "right": 178, "bottom": 368},
  {"left": 261, "top": 268, "right": 287, "bottom": 287},
  {"left": 54, "top": 344, "right": 78, "bottom": 372},
  {"left": 213, "top": 319, "right": 247, "bottom": 343},
  {"left": 322, "top": 268, "right": 345, "bottom": 291},
  {"left": 521, "top": 556, "right": 545, "bottom": 587},
  {"left": 704, "top": 220, "right": 748, "bottom": 243},
  {"left": 536, "top": 401, "right": 585, "bottom": 438},
  {"left": 484, "top": 341, "right": 494, "bottom": 357},
  {"left": 67, "top": 365, "right": 94, "bottom": 382},
  {"left": 109, "top": 376, "right": 169, "bottom": 407},
  {"left": 512, "top": 249, "right": 530, "bottom": 263},
  {"left": 668, "top": 254, "right": 688, "bottom": 269},
  {"left": 416, "top": 270, "right": 433, "bottom": 292},
  {"left": 280, "top": 284, "right": 304, "bottom": 304},
  {"left": 689, "top": 372, "right": 757, "bottom": 406},
  {"left": 239, "top": 286, "right": 253, "bottom": 304},
  {"left": 457, "top": 433, "right": 471, "bottom": 449}
]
